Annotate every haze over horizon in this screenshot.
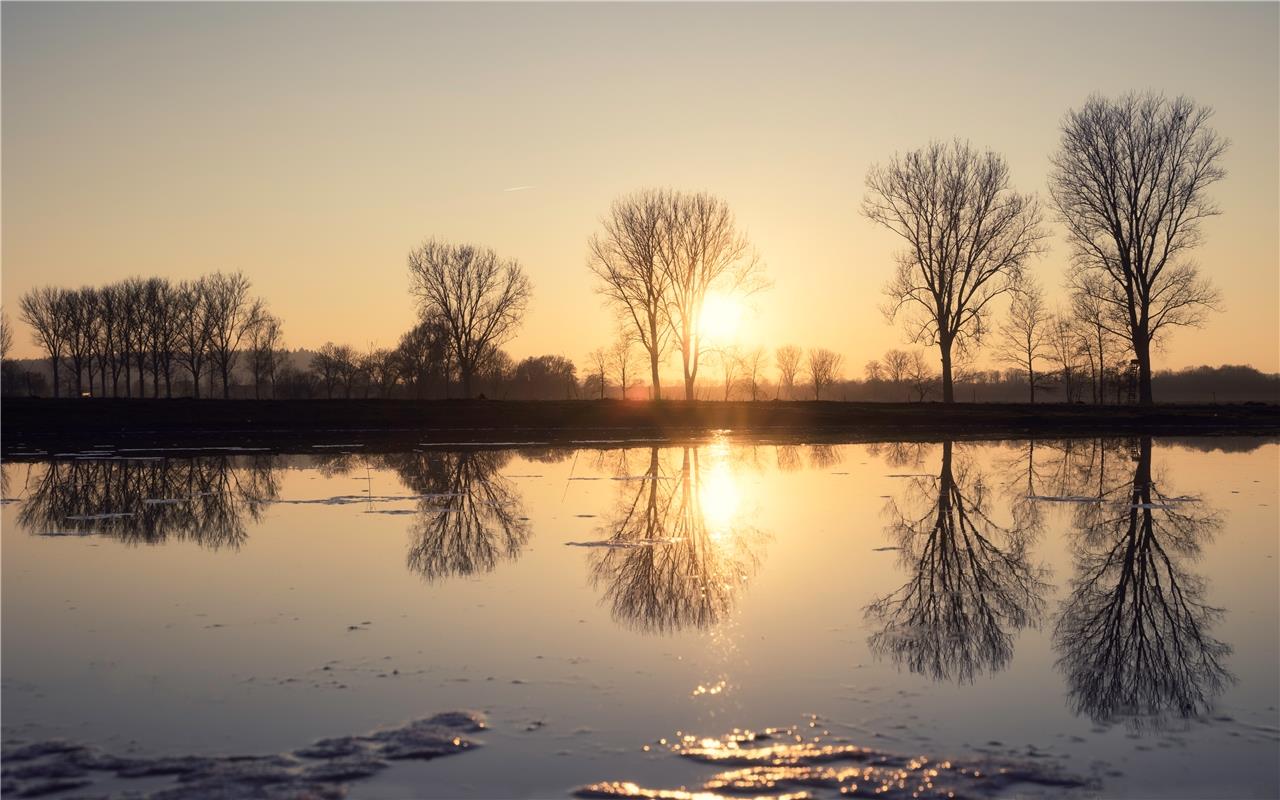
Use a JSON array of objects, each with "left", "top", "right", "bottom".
[{"left": 3, "top": 2, "right": 1277, "bottom": 374}]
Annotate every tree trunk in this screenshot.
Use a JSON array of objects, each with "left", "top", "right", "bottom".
[
  {"left": 51, "top": 358, "right": 61, "bottom": 398},
  {"left": 1028, "top": 367, "right": 1035, "bottom": 403},
  {"left": 939, "top": 340, "right": 954, "bottom": 403},
  {"left": 1135, "top": 335, "right": 1154, "bottom": 406}
]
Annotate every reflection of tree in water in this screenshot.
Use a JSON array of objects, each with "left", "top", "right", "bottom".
[
  {"left": 589, "top": 447, "right": 765, "bottom": 634},
  {"left": 15, "top": 456, "right": 281, "bottom": 549},
  {"left": 378, "top": 450, "right": 530, "bottom": 582},
  {"left": 1053, "top": 436, "right": 1230, "bottom": 730},
  {"left": 866, "top": 441, "right": 1047, "bottom": 682}
]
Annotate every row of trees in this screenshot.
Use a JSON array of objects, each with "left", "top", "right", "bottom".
[
  {"left": 17, "top": 273, "right": 282, "bottom": 399},
  {"left": 588, "top": 188, "right": 767, "bottom": 401},
  {"left": 5, "top": 92, "right": 1232, "bottom": 406},
  {"left": 863, "top": 91, "right": 1225, "bottom": 405}
]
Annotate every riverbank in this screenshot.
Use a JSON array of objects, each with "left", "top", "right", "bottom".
[{"left": 2, "top": 398, "right": 1278, "bottom": 453}]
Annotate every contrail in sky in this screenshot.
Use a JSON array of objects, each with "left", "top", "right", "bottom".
[{"left": 504, "top": 185, "right": 535, "bottom": 192}]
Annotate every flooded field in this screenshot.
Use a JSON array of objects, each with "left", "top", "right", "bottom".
[{"left": 2, "top": 436, "right": 1277, "bottom": 799}]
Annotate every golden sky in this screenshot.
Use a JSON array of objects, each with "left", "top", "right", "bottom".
[{"left": 2, "top": 2, "right": 1277, "bottom": 373}]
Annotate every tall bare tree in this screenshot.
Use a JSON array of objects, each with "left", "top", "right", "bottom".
[
  {"left": 19, "top": 287, "right": 71, "bottom": 397},
  {"left": 407, "top": 239, "right": 532, "bottom": 398},
  {"left": 657, "top": 191, "right": 765, "bottom": 400},
  {"left": 741, "top": 346, "right": 768, "bottom": 401},
  {"left": 589, "top": 190, "right": 672, "bottom": 400},
  {"left": 775, "top": 344, "right": 802, "bottom": 400},
  {"left": 144, "top": 278, "right": 179, "bottom": 398},
  {"left": 587, "top": 347, "right": 609, "bottom": 399},
  {"left": 1050, "top": 93, "right": 1227, "bottom": 405},
  {"left": 205, "top": 271, "right": 261, "bottom": 398},
  {"left": 1071, "top": 283, "right": 1124, "bottom": 404},
  {"left": 807, "top": 347, "right": 842, "bottom": 400},
  {"left": 996, "top": 279, "right": 1053, "bottom": 402},
  {"left": 864, "top": 140, "right": 1046, "bottom": 402},
  {"left": 173, "top": 278, "right": 213, "bottom": 398},
  {"left": 247, "top": 312, "right": 285, "bottom": 399},
  {"left": 609, "top": 333, "right": 642, "bottom": 400},
  {"left": 1046, "top": 313, "right": 1084, "bottom": 402},
  {"left": 64, "top": 287, "right": 100, "bottom": 396}
]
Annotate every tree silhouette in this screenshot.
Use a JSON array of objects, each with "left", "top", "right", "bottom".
[
  {"left": 379, "top": 450, "right": 530, "bottom": 583},
  {"left": 864, "top": 140, "right": 1047, "bottom": 402},
  {"left": 1050, "top": 93, "right": 1226, "bottom": 405},
  {"left": 866, "top": 441, "right": 1047, "bottom": 682},
  {"left": 587, "top": 447, "right": 764, "bottom": 633},
  {"left": 15, "top": 456, "right": 280, "bottom": 549},
  {"left": 1053, "top": 436, "right": 1231, "bottom": 729}
]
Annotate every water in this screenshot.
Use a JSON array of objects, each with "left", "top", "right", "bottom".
[{"left": 2, "top": 436, "right": 1277, "bottom": 798}]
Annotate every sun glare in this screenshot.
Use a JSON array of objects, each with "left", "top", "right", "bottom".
[{"left": 699, "top": 294, "right": 744, "bottom": 343}]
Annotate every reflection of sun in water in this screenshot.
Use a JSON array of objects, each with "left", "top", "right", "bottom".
[
  {"left": 700, "top": 441, "right": 741, "bottom": 540},
  {"left": 699, "top": 293, "right": 744, "bottom": 343}
]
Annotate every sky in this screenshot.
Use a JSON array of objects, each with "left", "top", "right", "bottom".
[{"left": 2, "top": 2, "right": 1277, "bottom": 375}]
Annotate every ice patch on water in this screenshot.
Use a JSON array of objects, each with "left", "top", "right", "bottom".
[
  {"left": 575, "top": 720, "right": 1091, "bottom": 800},
  {"left": 0, "top": 710, "right": 485, "bottom": 799},
  {"left": 1027, "top": 495, "right": 1102, "bottom": 504},
  {"left": 565, "top": 538, "right": 681, "bottom": 549}
]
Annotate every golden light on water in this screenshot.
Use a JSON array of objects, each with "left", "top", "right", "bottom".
[{"left": 699, "top": 441, "right": 742, "bottom": 539}]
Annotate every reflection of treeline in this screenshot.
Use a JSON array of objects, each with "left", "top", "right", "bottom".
[
  {"left": 866, "top": 441, "right": 1047, "bottom": 682},
  {"left": 586, "top": 447, "right": 765, "bottom": 633},
  {"left": 1052, "top": 436, "right": 1231, "bottom": 730},
  {"left": 17, "top": 274, "right": 279, "bottom": 399},
  {"left": 373, "top": 450, "right": 531, "bottom": 582},
  {"left": 15, "top": 456, "right": 281, "bottom": 548},
  {"left": 867, "top": 436, "right": 1233, "bottom": 729}
]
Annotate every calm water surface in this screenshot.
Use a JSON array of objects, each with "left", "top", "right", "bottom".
[{"left": 2, "top": 436, "right": 1278, "bottom": 798}]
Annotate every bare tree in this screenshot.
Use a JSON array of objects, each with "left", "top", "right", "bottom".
[
  {"left": 609, "top": 333, "right": 642, "bottom": 400},
  {"left": 396, "top": 314, "right": 451, "bottom": 399},
  {"left": 741, "top": 346, "right": 768, "bottom": 401},
  {"left": 173, "top": 279, "right": 213, "bottom": 398},
  {"left": 587, "top": 347, "right": 609, "bottom": 399},
  {"left": 118, "top": 278, "right": 148, "bottom": 397},
  {"left": 775, "top": 344, "right": 802, "bottom": 400},
  {"left": 1050, "top": 93, "right": 1227, "bottom": 405},
  {"left": 247, "top": 312, "right": 285, "bottom": 399},
  {"left": 19, "top": 287, "right": 71, "bottom": 397},
  {"left": 1046, "top": 313, "right": 1085, "bottom": 402},
  {"left": 0, "top": 311, "right": 11, "bottom": 362},
  {"left": 408, "top": 239, "right": 532, "bottom": 398},
  {"left": 657, "top": 191, "right": 765, "bottom": 400},
  {"left": 864, "top": 140, "right": 1046, "bottom": 402},
  {"left": 144, "top": 278, "right": 179, "bottom": 398},
  {"left": 905, "top": 350, "right": 936, "bottom": 402},
  {"left": 996, "top": 279, "right": 1052, "bottom": 402},
  {"left": 712, "top": 345, "right": 743, "bottom": 401},
  {"left": 64, "top": 287, "right": 100, "bottom": 396},
  {"left": 205, "top": 271, "right": 261, "bottom": 399},
  {"left": 807, "top": 347, "right": 842, "bottom": 400},
  {"left": 589, "top": 190, "right": 673, "bottom": 400},
  {"left": 1071, "top": 284, "right": 1124, "bottom": 404},
  {"left": 882, "top": 348, "right": 913, "bottom": 401}
]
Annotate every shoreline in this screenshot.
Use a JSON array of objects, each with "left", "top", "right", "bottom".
[{"left": 3, "top": 398, "right": 1278, "bottom": 453}]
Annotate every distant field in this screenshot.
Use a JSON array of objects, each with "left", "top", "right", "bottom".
[{"left": 2, "top": 398, "right": 1278, "bottom": 453}]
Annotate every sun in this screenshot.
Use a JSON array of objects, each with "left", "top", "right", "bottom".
[{"left": 699, "top": 293, "right": 744, "bottom": 343}]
